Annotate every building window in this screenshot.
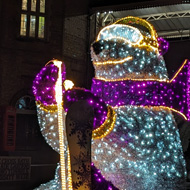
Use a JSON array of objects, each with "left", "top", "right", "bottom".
[
  {"left": 20, "top": 0, "right": 46, "bottom": 39},
  {"left": 15, "top": 95, "right": 36, "bottom": 111},
  {"left": 15, "top": 95, "right": 42, "bottom": 150}
]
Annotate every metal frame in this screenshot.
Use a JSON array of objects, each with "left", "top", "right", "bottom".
[{"left": 95, "top": 9, "right": 190, "bottom": 38}]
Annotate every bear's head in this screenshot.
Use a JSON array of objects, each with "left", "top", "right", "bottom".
[{"left": 91, "top": 16, "right": 169, "bottom": 81}]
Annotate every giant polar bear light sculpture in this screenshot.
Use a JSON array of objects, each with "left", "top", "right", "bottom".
[{"left": 33, "top": 16, "right": 188, "bottom": 190}]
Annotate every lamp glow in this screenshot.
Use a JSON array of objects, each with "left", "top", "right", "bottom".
[{"left": 64, "top": 80, "right": 74, "bottom": 91}]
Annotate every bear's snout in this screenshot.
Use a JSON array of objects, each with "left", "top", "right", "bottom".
[{"left": 92, "top": 41, "right": 104, "bottom": 55}]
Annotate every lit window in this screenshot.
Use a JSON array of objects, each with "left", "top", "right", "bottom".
[
  {"left": 16, "top": 95, "right": 36, "bottom": 110},
  {"left": 40, "top": 0, "right": 45, "bottom": 13},
  {"left": 20, "top": 14, "right": 27, "bottom": 36},
  {"left": 30, "top": 15, "right": 36, "bottom": 37},
  {"left": 31, "top": 0, "right": 37, "bottom": 12},
  {"left": 20, "top": 0, "right": 46, "bottom": 39},
  {"left": 22, "top": 0, "right": 27, "bottom": 10},
  {"left": 38, "top": 16, "right": 45, "bottom": 38}
]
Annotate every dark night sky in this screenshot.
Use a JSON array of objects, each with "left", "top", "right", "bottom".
[
  {"left": 89, "top": 0, "right": 154, "bottom": 7},
  {"left": 64, "top": 0, "right": 154, "bottom": 16}
]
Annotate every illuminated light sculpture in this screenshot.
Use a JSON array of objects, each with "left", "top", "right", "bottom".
[
  {"left": 54, "top": 60, "right": 71, "bottom": 190},
  {"left": 33, "top": 60, "right": 73, "bottom": 190},
  {"left": 33, "top": 16, "right": 188, "bottom": 190},
  {"left": 91, "top": 59, "right": 190, "bottom": 121},
  {"left": 33, "top": 61, "right": 116, "bottom": 190},
  {"left": 91, "top": 16, "right": 187, "bottom": 190}
]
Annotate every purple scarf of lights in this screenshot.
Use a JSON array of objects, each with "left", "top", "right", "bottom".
[{"left": 91, "top": 60, "right": 190, "bottom": 120}]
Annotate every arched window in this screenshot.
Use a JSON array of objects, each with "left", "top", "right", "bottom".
[
  {"left": 16, "top": 95, "right": 36, "bottom": 113},
  {"left": 15, "top": 95, "right": 42, "bottom": 150}
]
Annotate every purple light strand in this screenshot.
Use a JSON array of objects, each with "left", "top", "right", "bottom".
[
  {"left": 91, "top": 60, "right": 190, "bottom": 120},
  {"left": 158, "top": 37, "right": 169, "bottom": 55},
  {"left": 32, "top": 63, "right": 66, "bottom": 106},
  {"left": 64, "top": 88, "right": 108, "bottom": 129}
]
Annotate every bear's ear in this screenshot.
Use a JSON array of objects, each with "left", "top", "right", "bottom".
[{"left": 157, "top": 37, "right": 169, "bottom": 55}]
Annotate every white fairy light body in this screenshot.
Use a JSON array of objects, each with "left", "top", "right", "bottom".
[{"left": 91, "top": 17, "right": 186, "bottom": 190}]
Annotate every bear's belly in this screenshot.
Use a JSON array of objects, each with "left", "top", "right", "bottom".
[{"left": 92, "top": 106, "right": 186, "bottom": 190}]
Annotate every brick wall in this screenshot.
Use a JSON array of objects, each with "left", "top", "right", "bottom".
[
  {"left": 0, "top": 0, "right": 64, "bottom": 106},
  {"left": 63, "top": 15, "right": 91, "bottom": 87}
]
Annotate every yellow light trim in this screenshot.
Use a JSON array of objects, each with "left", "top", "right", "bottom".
[
  {"left": 45, "top": 59, "right": 56, "bottom": 66},
  {"left": 95, "top": 59, "right": 189, "bottom": 83},
  {"left": 96, "top": 16, "right": 159, "bottom": 50},
  {"left": 113, "top": 105, "right": 187, "bottom": 121},
  {"left": 169, "top": 59, "right": 188, "bottom": 83},
  {"left": 95, "top": 77, "right": 168, "bottom": 82},
  {"left": 92, "top": 106, "right": 116, "bottom": 139},
  {"left": 54, "top": 60, "right": 73, "bottom": 190},
  {"left": 164, "top": 107, "right": 187, "bottom": 120},
  {"left": 54, "top": 60, "right": 67, "bottom": 190},
  {"left": 94, "top": 56, "right": 133, "bottom": 65},
  {"left": 114, "top": 16, "right": 158, "bottom": 44},
  {"left": 36, "top": 101, "right": 58, "bottom": 112},
  {"left": 67, "top": 147, "right": 73, "bottom": 190}
]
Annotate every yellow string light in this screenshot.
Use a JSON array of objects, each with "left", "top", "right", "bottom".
[
  {"left": 94, "top": 56, "right": 133, "bottom": 66},
  {"left": 95, "top": 76, "right": 168, "bottom": 82},
  {"left": 36, "top": 101, "right": 58, "bottom": 112},
  {"left": 169, "top": 59, "right": 188, "bottom": 83},
  {"left": 163, "top": 106, "right": 187, "bottom": 120},
  {"left": 54, "top": 60, "right": 73, "bottom": 190},
  {"left": 37, "top": 59, "right": 189, "bottom": 145},
  {"left": 114, "top": 16, "right": 158, "bottom": 49},
  {"left": 96, "top": 16, "right": 159, "bottom": 53},
  {"left": 92, "top": 106, "right": 116, "bottom": 139},
  {"left": 113, "top": 105, "right": 187, "bottom": 121},
  {"left": 95, "top": 59, "right": 188, "bottom": 83},
  {"left": 54, "top": 60, "right": 67, "bottom": 190},
  {"left": 96, "top": 26, "right": 158, "bottom": 53},
  {"left": 67, "top": 146, "right": 73, "bottom": 189}
]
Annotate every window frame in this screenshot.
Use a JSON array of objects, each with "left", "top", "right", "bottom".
[{"left": 19, "top": 0, "right": 47, "bottom": 40}]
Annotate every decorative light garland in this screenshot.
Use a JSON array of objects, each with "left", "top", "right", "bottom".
[
  {"left": 54, "top": 60, "right": 73, "bottom": 190},
  {"left": 90, "top": 16, "right": 187, "bottom": 189},
  {"left": 36, "top": 101, "right": 57, "bottom": 113},
  {"left": 113, "top": 105, "right": 188, "bottom": 120},
  {"left": 32, "top": 15, "right": 187, "bottom": 190},
  {"left": 170, "top": 59, "right": 188, "bottom": 82},
  {"left": 67, "top": 147, "right": 73, "bottom": 189},
  {"left": 94, "top": 56, "right": 133, "bottom": 66},
  {"left": 114, "top": 16, "right": 158, "bottom": 49},
  {"left": 95, "top": 76, "right": 168, "bottom": 82},
  {"left": 95, "top": 59, "right": 188, "bottom": 83},
  {"left": 96, "top": 16, "right": 159, "bottom": 53},
  {"left": 54, "top": 60, "right": 67, "bottom": 190},
  {"left": 92, "top": 106, "right": 116, "bottom": 139}
]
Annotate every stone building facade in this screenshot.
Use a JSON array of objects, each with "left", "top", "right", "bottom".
[{"left": 0, "top": 0, "right": 90, "bottom": 189}]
